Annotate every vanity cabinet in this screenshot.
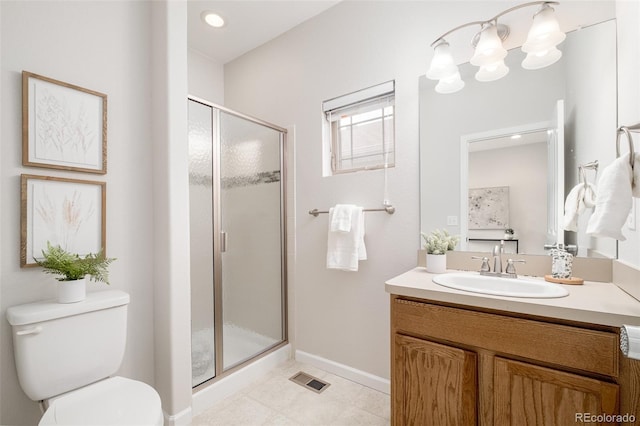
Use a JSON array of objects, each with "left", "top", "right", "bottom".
[
  {"left": 391, "top": 295, "right": 639, "bottom": 426},
  {"left": 394, "top": 334, "right": 476, "bottom": 425}
]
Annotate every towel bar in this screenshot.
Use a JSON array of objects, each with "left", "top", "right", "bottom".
[
  {"left": 617, "top": 123, "right": 640, "bottom": 170},
  {"left": 578, "top": 160, "right": 598, "bottom": 186},
  {"left": 309, "top": 205, "right": 396, "bottom": 216}
]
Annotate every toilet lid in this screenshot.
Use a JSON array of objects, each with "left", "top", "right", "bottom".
[{"left": 39, "top": 376, "right": 163, "bottom": 426}]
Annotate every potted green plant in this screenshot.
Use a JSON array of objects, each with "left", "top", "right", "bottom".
[
  {"left": 504, "top": 227, "right": 515, "bottom": 240},
  {"left": 35, "top": 242, "right": 116, "bottom": 303},
  {"left": 421, "top": 229, "right": 459, "bottom": 273}
]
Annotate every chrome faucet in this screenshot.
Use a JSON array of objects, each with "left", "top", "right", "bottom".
[
  {"left": 472, "top": 240, "right": 527, "bottom": 278},
  {"left": 505, "top": 258, "right": 527, "bottom": 278},
  {"left": 492, "top": 241, "right": 504, "bottom": 274}
]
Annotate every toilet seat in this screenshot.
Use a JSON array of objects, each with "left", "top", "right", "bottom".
[{"left": 39, "top": 376, "right": 163, "bottom": 426}]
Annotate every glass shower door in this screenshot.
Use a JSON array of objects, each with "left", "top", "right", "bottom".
[
  {"left": 219, "top": 111, "right": 285, "bottom": 370},
  {"left": 189, "top": 98, "right": 286, "bottom": 386},
  {"left": 188, "top": 100, "right": 216, "bottom": 387}
]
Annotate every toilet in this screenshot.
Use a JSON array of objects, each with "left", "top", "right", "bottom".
[{"left": 6, "top": 290, "right": 163, "bottom": 426}]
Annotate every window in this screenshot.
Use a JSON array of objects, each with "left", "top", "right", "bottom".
[{"left": 323, "top": 81, "right": 395, "bottom": 174}]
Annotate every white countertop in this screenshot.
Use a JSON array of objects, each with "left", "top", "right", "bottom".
[{"left": 385, "top": 268, "right": 640, "bottom": 328}]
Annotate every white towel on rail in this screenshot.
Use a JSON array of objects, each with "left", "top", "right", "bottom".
[
  {"left": 327, "top": 205, "right": 367, "bottom": 271},
  {"left": 330, "top": 204, "right": 353, "bottom": 233},
  {"left": 586, "top": 154, "right": 633, "bottom": 240},
  {"left": 563, "top": 182, "right": 597, "bottom": 232}
]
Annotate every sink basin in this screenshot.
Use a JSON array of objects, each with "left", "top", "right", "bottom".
[{"left": 432, "top": 272, "right": 569, "bottom": 298}]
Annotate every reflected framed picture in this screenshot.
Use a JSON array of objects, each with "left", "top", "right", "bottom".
[
  {"left": 468, "top": 186, "right": 510, "bottom": 230},
  {"left": 22, "top": 71, "right": 107, "bottom": 174},
  {"left": 21, "top": 174, "right": 106, "bottom": 267}
]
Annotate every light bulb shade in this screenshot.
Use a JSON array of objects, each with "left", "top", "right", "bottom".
[
  {"left": 426, "top": 41, "right": 458, "bottom": 80},
  {"left": 522, "top": 45, "right": 562, "bottom": 69},
  {"left": 522, "top": 4, "right": 566, "bottom": 53},
  {"left": 470, "top": 24, "right": 507, "bottom": 67},
  {"left": 475, "top": 60, "right": 509, "bottom": 82},
  {"left": 435, "top": 72, "right": 465, "bottom": 94}
]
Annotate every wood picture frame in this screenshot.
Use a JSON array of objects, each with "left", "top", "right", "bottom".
[
  {"left": 22, "top": 71, "right": 107, "bottom": 174},
  {"left": 21, "top": 174, "right": 106, "bottom": 267}
]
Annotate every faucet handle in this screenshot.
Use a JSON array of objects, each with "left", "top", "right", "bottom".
[
  {"left": 471, "top": 256, "right": 490, "bottom": 272},
  {"left": 505, "top": 259, "right": 526, "bottom": 275}
]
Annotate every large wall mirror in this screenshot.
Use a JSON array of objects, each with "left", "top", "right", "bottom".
[{"left": 420, "top": 16, "right": 618, "bottom": 259}]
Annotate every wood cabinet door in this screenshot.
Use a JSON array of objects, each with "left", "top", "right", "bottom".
[
  {"left": 494, "top": 357, "right": 619, "bottom": 426},
  {"left": 393, "top": 334, "right": 476, "bottom": 425}
]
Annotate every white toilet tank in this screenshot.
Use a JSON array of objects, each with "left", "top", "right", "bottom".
[{"left": 6, "top": 290, "right": 130, "bottom": 401}]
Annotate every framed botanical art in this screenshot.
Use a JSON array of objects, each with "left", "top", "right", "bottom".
[
  {"left": 21, "top": 174, "right": 106, "bottom": 267},
  {"left": 22, "top": 71, "right": 107, "bottom": 174}
]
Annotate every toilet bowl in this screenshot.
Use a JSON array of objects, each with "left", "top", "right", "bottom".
[
  {"left": 39, "top": 377, "right": 162, "bottom": 426},
  {"left": 7, "top": 290, "right": 163, "bottom": 426}
]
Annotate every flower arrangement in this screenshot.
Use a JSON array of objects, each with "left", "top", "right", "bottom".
[
  {"left": 35, "top": 242, "right": 116, "bottom": 284},
  {"left": 421, "top": 229, "right": 459, "bottom": 255}
]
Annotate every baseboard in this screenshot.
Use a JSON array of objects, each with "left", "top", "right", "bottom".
[
  {"left": 295, "top": 350, "right": 390, "bottom": 395},
  {"left": 191, "top": 344, "right": 292, "bottom": 417},
  {"left": 163, "top": 406, "right": 192, "bottom": 426}
]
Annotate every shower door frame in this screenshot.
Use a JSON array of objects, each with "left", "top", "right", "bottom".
[{"left": 189, "top": 96, "right": 288, "bottom": 390}]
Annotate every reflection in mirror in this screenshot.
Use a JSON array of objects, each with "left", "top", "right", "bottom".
[
  {"left": 420, "top": 19, "right": 617, "bottom": 258},
  {"left": 461, "top": 123, "right": 559, "bottom": 255}
]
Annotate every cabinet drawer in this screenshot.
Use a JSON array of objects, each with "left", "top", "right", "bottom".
[{"left": 392, "top": 297, "right": 619, "bottom": 377}]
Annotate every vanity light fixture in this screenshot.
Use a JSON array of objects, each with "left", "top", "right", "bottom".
[
  {"left": 426, "top": 1, "right": 565, "bottom": 94},
  {"left": 201, "top": 11, "right": 226, "bottom": 28}
]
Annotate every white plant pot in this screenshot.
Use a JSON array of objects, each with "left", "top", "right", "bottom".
[
  {"left": 57, "top": 277, "right": 87, "bottom": 303},
  {"left": 426, "top": 254, "right": 447, "bottom": 274}
]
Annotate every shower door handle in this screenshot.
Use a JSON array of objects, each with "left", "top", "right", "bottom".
[{"left": 220, "top": 231, "right": 228, "bottom": 253}]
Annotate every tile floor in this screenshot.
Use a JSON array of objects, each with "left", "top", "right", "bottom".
[{"left": 192, "top": 360, "right": 391, "bottom": 426}]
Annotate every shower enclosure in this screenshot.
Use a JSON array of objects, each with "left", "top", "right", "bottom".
[{"left": 188, "top": 97, "right": 287, "bottom": 388}]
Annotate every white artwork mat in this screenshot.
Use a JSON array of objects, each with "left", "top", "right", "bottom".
[
  {"left": 24, "top": 177, "right": 103, "bottom": 265},
  {"left": 468, "top": 186, "right": 510, "bottom": 229},
  {"left": 24, "top": 73, "right": 106, "bottom": 172}
]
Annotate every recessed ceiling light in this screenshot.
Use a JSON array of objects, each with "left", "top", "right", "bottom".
[
  {"left": 201, "top": 11, "right": 225, "bottom": 28},
  {"left": 510, "top": 134, "right": 522, "bottom": 139}
]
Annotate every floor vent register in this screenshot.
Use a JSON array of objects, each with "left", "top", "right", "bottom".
[{"left": 289, "top": 371, "right": 330, "bottom": 393}]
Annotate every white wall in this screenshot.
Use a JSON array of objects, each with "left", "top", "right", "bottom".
[
  {"left": 150, "top": 1, "right": 192, "bottom": 423},
  {"left": 0, "top": 2, "right": 155, "bottom": 424},
  {"left": 188, "top": 48, "right": 224, "bottom": 105}
]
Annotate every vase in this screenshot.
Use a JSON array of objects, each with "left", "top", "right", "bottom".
[
  {"left": 57, "top": 277, "right": 87, "bottom": 303},
  {"left": 426, "top": 254, "right": 447, "bottom": 274}
]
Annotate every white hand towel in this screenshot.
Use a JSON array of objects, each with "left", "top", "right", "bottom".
[
  {"left": 563, "top": 182, "right": 597, "bottom": 232},
  {"left": 330, "top": 204, "right": 354, "bottom": 233},
  {"left": 632, "top": 153, "right": 640, "bottom": 198},
  {"left": 563, "top": 184, "right": 585, "bottom": 232},
  {"left": 583, "top": 183, "right": 597, "bottom": 208},
  {"left": 327, "top": 206, "right": 366, "bottom": 271},
  {"left": 586, "top": 154, "right": 633, "bottom": 241}
]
